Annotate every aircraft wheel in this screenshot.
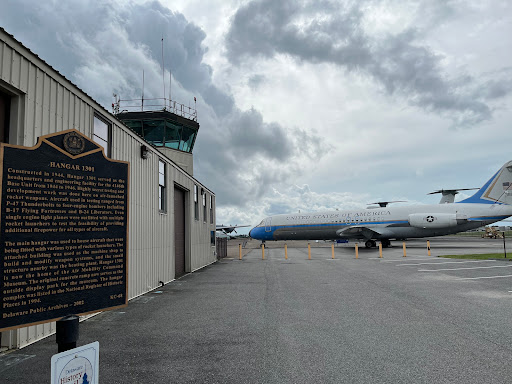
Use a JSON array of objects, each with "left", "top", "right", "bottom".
[
  {"left": 365, "top": 240, "right": 376, "bottom": 248},
  {"left": 381, "top": 239, "right": 391, "bottom": 248}
]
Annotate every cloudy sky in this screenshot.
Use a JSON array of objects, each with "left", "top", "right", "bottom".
[{"left": 2, "top": 0, "right": 512, "bottom": 232}]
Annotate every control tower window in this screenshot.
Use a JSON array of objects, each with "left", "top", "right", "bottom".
[
  {"left": 180, "top": 126, "right": 196, "bottom": 152},
  {"left": 164, "top": 122, "right": 181, "bottom": 149},
  {"left": 143, "top": 120, "right": 165, "bottom": 146},
  {"left": 119, "top": 115, "right": 198, "bottom": 154},
  {"left": 93, "top": 114, "right": 111, "bottom": 157}
]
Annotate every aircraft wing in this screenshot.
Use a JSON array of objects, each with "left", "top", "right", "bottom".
[
  {"left": 216, "top": 224, "right": 251, "bottom": 234},
  {"left": 216, "top": 225, "right": 250, "bottom": 231},
  {"left": 336, "top": 226, "right": 394, "bottom": 239}
]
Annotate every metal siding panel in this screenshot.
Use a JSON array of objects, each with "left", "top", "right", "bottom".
[
  {"left": 41, "top": 73, "right": 50, "bottom": 134},
  {"left": 73, "top": 96, "right": 80, "bottom": 129},
  {"left": 19, "top": 55, "right": 29, "bottom": 92},
  {"left": 34, "top": 68, "right": 43, "bottom": 138},
  {"left": 11, "top": 50, "right": 20, "bottom": 87},
  {"left": 0, "top": 42, "right": 3, "bottom": 78},
  {"left": 84, "top": 105, "right": 91, "bottom": 137},
  {"left": 1, "top": 42, "right": 11, "bottom": 82},
  {"left": 56, "top": 84, "right": 63, "bottom": 131},
  {"left": 49, "top": 78, "right": 57, "bottom": 131},
  {"left": 62, "top": 88, "right": 70, "bottom": 131},
  {"left": 25, "top": 63, "right": 37, "bottom": 146},
  {"left": 18, "top": 327, "right": 28, "bottom": 348}
]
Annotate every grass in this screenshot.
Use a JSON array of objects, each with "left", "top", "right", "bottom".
[
  {"left": 451, "top": 230, "right": 512, "bottom": 237},
  {"left": 439, "top": 253, "right": 510, "bottom": 260}
]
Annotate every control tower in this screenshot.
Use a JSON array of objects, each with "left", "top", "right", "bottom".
[{"left": 114, "top": 96, "right": 199, "bottom": 176}]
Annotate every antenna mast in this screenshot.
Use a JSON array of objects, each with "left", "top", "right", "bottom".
[
  {"left": 161, "top": 36, "right": 166, "bottom": 109},
  {"left": 142, "top": 70, "right": 144, "bottom": 111}
]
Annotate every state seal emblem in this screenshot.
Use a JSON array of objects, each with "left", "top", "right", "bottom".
[{"left": 63, "top": 132, "right": 86, "bottom": 155}]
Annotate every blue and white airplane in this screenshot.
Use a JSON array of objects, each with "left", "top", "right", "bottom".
[{"left": 249, "top": 161, "right": 512, "bottom": 248}]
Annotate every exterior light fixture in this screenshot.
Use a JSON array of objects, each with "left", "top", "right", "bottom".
[{"left": 141, "top": 145, "right": 149, "bottom": 159}]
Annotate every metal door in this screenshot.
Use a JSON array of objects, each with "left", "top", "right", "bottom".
[{"left": 174, "top": 187, "right": 186, "bottom": 278}]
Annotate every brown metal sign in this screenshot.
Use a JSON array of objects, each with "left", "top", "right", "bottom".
[{"left": 0, "top": 129, "right": 129, "bottom": 331}]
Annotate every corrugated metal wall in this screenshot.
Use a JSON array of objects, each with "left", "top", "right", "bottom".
[{"left": 0, "top": 29, "right": 217, "bottom": 349}]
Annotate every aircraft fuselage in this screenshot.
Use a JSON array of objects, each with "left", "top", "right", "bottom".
[{"left": 249, "top": 203, "right": 512, "bottom": 242}]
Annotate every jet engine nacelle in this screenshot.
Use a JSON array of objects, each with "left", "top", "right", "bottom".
[{"left": 408, "top": 213, "right": 458, "bottom": 229}]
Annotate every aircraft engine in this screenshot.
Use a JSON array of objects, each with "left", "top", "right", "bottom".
[{"left": 408, "top": 213, "right": 458, "bottom": 229}]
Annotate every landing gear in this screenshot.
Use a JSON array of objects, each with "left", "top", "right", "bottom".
[
  {"left": 365, "top": 239, "right": 376, "bottom": 248},
  {"left": 381, "top": 239, "right": 391, "bottom": 248}
]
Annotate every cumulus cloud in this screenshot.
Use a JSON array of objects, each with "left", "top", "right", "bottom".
[
  {"left": 0, "top": 0, "right": 327, "bottom": 220},
  {"left": 247, "top": 74, "right": 266, "bottom": 90},
  {"left": 225, "top": 0, "right": 511, "bottom": 125}
]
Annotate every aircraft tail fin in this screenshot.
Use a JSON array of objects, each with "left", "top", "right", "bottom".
[{"left": 459, "top": 161, "right": 512, "bottom": 205}]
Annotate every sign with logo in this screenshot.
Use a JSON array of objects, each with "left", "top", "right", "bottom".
[
  {"left": 0, "top": 129, "right": 129, "bottom": 331},
  {"left": 51, "top": 341, "right": 99, "bottom": 384}
]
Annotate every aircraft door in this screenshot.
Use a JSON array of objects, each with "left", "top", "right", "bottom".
[{"left": 265, "top": 218, "right": 272, "bottom": 232}]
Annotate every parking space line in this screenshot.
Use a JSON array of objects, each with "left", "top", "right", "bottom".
[
  {"left": 456, "top": 274, "right": 512, "bottom": 280},
  {"left": 419, "top": 265, "right": 512, "bottom": 272},
  {"left": 372, "top": 256, "right": 433, "bottom": 262},
  {"left": 398, "top": 260, "right": 497, "bottom": 266}
]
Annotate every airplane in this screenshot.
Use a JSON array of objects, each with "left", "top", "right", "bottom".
[
  {"left": 249, "top": 160, "right": 512, "bottom": 248},
  {"left": 216, "top": 224, "right": 250, "bottom": 235}
]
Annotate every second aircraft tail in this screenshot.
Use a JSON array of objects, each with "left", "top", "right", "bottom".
[{"left": 459, "top": 160, "right": 512, "bottom": 205}]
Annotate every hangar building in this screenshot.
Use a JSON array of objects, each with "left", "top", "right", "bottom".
[{"left": 0, "top": 27, "right": 217, "bottom": 350}]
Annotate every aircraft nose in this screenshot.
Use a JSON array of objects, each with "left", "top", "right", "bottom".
[{"left": 249, "top": 226, "right": 260, "bottom": 239}]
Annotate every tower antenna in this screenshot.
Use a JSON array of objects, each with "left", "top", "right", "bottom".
[
  {"left": 142, "top": 70, "right": 144, "bottom": 111},
  {"left": 161, "top": 36, "right": 166, "bottom": 110}
]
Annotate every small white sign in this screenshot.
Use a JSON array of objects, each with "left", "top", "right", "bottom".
[{"left": 51, "top": 341, "right": 99, "bottom": 384}]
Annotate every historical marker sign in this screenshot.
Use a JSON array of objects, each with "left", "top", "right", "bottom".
[{"left": 0, "top": 129, "right": 129, "bottom": 331}]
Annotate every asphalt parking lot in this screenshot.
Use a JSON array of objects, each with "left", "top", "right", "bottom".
[{"left": 2, "top": 236, "right": 512, "bottom": 383}]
